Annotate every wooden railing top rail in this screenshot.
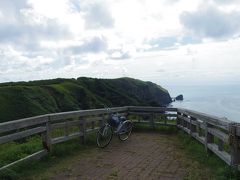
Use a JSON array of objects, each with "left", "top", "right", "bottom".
[
  {"left": 0, "top": 115, "right": 48, "bottom": 133},
  {"left": 0, "top": 106, "right": 129, "bottom": 133},
  {"left": 128, "top": 106, "right": 177, "bottom": 112},
  {"left": 177, "top": 108, "right": 234, "bottom": 130},
  {"left": 50, "top": 106, "right": 128, "bottom": 122},
  {"left": 0, "top": 106, "right": 238, "bottom": 133}
]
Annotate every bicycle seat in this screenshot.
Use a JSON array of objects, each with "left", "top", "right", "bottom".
[{"left": 119, "top": 116, "right": 127, "bottom": 122}]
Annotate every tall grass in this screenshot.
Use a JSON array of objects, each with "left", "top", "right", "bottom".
[
  {"left": 0, "top": 133, "right": 97, "bottom": 180},
  {"left": 0, "top": 136, "right": 42, "bottom": 168},
  {"left": 178, "top": 131, "right": 240, "bottom": 180}
]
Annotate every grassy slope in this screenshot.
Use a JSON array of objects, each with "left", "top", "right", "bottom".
[{"left": 0, "top": 77, "right": 171, "bottom": 122}]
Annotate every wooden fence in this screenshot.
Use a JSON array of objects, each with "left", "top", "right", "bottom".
[
  {"left": 0, "top": 106, "right": 240, "bottom": 171},
  {"left": 177, "top": 108, "right": 240, "bottom": 166},
  {"left": 0, "top": 107, "right": 128, "bottom": 171}
]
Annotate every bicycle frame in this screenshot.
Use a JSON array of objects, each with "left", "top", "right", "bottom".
[
  {"left": 97, "top": 109, "right": 132, "bottom": 148},
  {"left": 100, "top": 124, "right": 112, "bottom": 136}
]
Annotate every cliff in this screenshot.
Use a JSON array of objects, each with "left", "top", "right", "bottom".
[{"left": 0, "top": 77, "right": 172, "bottom": 122}]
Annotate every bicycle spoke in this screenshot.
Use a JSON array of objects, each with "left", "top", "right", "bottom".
[
  {"left": 118, "top": 121, "right": 133, "bottom": 141},
  {"left": 96, "top": 125, "right": 113, "bottom": 148}
]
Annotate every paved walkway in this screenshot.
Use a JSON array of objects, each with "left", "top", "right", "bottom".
[{"left": 52, "top": 132, "right": 191, "bottom": 180}]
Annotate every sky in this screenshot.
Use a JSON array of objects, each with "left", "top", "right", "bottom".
[{"left": 0, "top": 0, "right": 240, "bottom": 86}]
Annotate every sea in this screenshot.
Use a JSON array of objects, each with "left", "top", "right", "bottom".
[{"left": 165, "top": 83, "right": 240, "bottom": 122}]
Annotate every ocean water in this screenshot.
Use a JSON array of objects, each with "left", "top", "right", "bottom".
[{"left": 166, "top": 84, "right": 240, "bottom": 122}]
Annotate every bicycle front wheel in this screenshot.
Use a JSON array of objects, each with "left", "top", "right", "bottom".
[
  {"left": 97, "top": 124, "right": 113, "bottom": 148},
  {"left": 118, "top": 120, "right": 133, "bottom": 141}
]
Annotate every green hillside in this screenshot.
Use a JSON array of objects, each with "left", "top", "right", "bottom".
[{"left": 0, "top": 77, "right": 172, "bottom": 122}]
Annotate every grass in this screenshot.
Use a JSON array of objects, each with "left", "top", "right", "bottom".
[
  {"left": 178, "top": 131, "right": 240, "bottom": 180},
  {"left": 106, "top": 169, "right": 118, "bottom": 180},
  {"left": 0, "top": 124, "right": 89, "bottom": 169},
  {"left": 0, "top": 133, "right": 97, "bottom": 180},
  {"left": 0, "top": 136, "right": 43, "bottom": 168}
]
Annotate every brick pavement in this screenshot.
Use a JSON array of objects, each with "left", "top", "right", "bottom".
[{"left": 52, "top": 132, "right": 189, "bottom": 180}]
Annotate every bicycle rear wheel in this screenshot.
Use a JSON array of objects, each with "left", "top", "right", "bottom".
[
  {"left": 118, "top": 120, "right": 133, "bottom": 141},
  {"left": 97, "top": 124, "right": 113, "bottom": 148}
]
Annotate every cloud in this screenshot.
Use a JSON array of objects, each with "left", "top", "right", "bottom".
[
  {"left": 0, "top": 0, "right": 76, "bottom": 77},
  {"left": 0, "top": 0, "right": 71, "bottom": 51},
  {"left": 212, "top": 0, "right": 239, "bottom": 4},
  {"left": 83, "top": 2, "right": 114, "bottom": 29},
  {"left": 148, "top": 36, "right": 178, "bottom": 50},
  {"left": 109, "top": 50, "right": 130, "bottom": 60},
  {"left": 0, "top": 20, "right": 70, "bottom": 43},
  {"left": 0, "top": 0, "right": 28, "bottom": 17},
  {"left": 164, "top": 0, "right": 179, "bottom": 5},
  {"left": 1, "top": 0, "right": 240, "bottom": 85},
  {"left": 65, "top": 36, "right": 132, "bottom": 60},
  {"left": 0, "top": 46, "right": 54, "bottom": 73},
  {"left": 145, "top": 35, "right": 201, "bottom": 51},
  {"left": 180, "top": 5, "right": 240, "bottom": 39},
  {"left": 67, "top": 36, "right": 108, "bottom": 54},
  {"left": 180, "top": 36, "right": 202, "bottom": 45}
]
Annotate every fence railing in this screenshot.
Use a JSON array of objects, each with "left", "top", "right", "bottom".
[
  {"left": 0, "top": 106, "right": 128, "bottom": 171},
  {"left": 177, "top": 108, "right": 240, "bottom": 167},
  {"left": 128, "top": 106, "right": 177, "bottom": 128},
  {"left": 0, "top": 106, "right": 240, "bottom": 171}
]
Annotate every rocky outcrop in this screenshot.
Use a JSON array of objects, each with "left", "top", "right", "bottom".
[{"left": 175, "top": 94, "right": 183, "bottom": 101}]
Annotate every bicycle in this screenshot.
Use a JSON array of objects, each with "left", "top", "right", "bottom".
[{"left": 96, "top": 109, "right": 133, "bottom": 148}]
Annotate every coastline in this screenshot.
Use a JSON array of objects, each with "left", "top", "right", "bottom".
[{"left": 167, "top": 84, "right": 240, "bottom": 122}]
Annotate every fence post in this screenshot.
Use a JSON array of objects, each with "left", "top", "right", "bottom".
[
  {"left": 190, "top": 117, "right": 197, "bottom": 135},
  {"left": 205, "top": 121, "right": 214, "bottom": 151},
  {"left": 79, "top": 118, "right": 86, "bottom": 144},
  {"left": 164, "top": 114, "right": 167, "bottom": 125},
  {"left": 126, "top": 106, "right": 130, "bottom": 119},
  {"left": 177, "top": 111, "right": 181, "bottom": 126},
  {"left": 42, "top": 116, "right": 52, "bottom": 152},
  {"left": 189, "top": 116, "right": 192, "bottom": 135},
  {"left": 150, "top": 113, "right": 155, "bottom": 129},
  {"left": 230, "top": 124, "right": 240, "bottom": 167},
  {"left": 186, "top": 116, "right": 190, "bottom": 130},
  {"left": 218, "top": 140, "right": 224, "bottom": 151},
  {"left": 183, "top": 114, "right": 188, "bottom": 128}
]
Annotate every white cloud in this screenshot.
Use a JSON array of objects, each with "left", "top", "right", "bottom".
[
  {"left": 28, "top": 0, "right": 70, "bottom": 19},
  {"left": 180, "top": 4, "right": 240, "bottom": 39},
  {"left": 212, "top": 0, "right": 239, "bottom": 5},
  {"left": 0, "top": 0, "right": 240, "bottom": 86},
  {"left": 83, "top": 2, "right": 114, "bottom": 29}
]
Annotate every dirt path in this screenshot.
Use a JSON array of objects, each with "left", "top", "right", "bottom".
[{"left": 50, "top": 132, "right": 195, "bottom": 180}]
